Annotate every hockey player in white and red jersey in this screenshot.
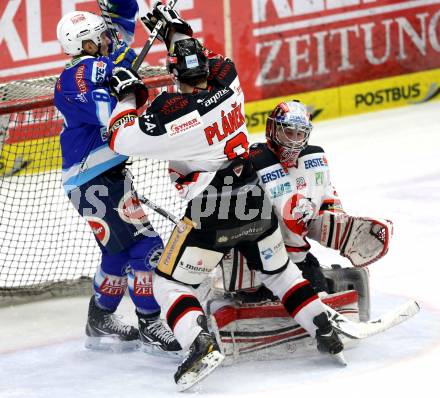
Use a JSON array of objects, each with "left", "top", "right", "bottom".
[
  {"left": 217, "top": 100, "right": 393, "bottom": 324},
  {"left": 253, "top": 100, "right": 392, "bottom": 275},
  {"left": 107, "top": 2, "right": 346, "bottom": 391}
]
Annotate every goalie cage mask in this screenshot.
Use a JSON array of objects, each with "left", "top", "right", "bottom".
[
  {"left": 167, "top": 38, "right": 209, "bottom": 85},
  {"left": 266, "top": 100, "right": 313, "bottom": 167}
]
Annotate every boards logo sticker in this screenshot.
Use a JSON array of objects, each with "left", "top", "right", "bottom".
[
  {"left": 117, "top": 192, "right": 149, "bottom": 225},
  {"left": 86, "top": 216, "right": 110, "bottom": 246}
]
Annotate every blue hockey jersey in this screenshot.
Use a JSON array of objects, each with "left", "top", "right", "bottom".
[{"left": 54, "top": 0, "right": 138, "bottom": 193}]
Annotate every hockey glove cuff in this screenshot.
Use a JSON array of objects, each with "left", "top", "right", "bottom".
[
  {"left": 109, "top": 67, "right": 149, "bottom": 109},
  {"left": 110, "top": 43, "right": 138, "bottom": 69}
]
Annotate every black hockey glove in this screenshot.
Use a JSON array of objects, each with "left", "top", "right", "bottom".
[
  {"left": 109, "top": 67, "right": 149, "bottom": 109},
  {"left": 141, "top": 1, "right": 193, "bottom": 47}
]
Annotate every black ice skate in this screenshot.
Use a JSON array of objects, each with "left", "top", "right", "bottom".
[
  {"left": 85, "top": 296, "right": 140, "bottom": 352},
  {"left": 137, "top": 311, "right": 182, "bottom": 357},
  {"left": 174, "top": 321, "right": 225, "bottom": 392},
  {"left": 313, "top": 311, "right": 346, "bottom": 366}
]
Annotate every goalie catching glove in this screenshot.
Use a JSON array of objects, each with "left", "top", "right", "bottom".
[
  {"left": 309, "top": 211, "right": 393, "bottom": 267},
  {"left": 141, "top": 1, "right": 193, "bottom": 47},
  {"left": 109, "top": 67, "right": 149, "bottom": 109}
]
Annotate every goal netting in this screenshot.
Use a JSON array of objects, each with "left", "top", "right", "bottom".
[{"left": 0, "top": 66, "right": 185, "bottom": 305}]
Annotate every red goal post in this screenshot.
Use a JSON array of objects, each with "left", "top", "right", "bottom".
[{"left": 0, "top": 66, "right": 184, "bottom": 305}]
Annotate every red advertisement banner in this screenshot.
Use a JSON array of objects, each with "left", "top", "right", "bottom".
[
  {"left": 231, "top": 0, "right": 440, "bottom": 101},
  {"left": 0, "top": 0, "right": 225, "bottom": 82},
  {"left": 1, "top": 0, "right": 439, "bottom": 103}
]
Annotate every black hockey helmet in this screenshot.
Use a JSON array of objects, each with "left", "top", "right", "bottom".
[{"left": 167, "top": 38, "right": 209, "bottom": 85}]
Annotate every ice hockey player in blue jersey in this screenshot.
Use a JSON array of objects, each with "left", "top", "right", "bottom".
[{"left": 54, "top": 0, "right": 180, "bottom": 355}]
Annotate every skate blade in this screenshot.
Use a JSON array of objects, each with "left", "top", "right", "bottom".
[
  {"left": 332, "top": 351, "right": 347, "bottom": 366},
  {"left": 142, "top": 343, "right": 183, "bottom": 359},
  {"left": 177, "top": 350, "right": 225, "bottom": 392},
  {"left": 85, "top": 336, "right": 141, "bottom": 353}
]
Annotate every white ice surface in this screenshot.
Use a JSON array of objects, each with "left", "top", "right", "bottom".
[{"left": 1, "top": 102, "right": 440, "bottom": 398}]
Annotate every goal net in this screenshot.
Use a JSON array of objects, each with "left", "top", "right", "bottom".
[{"left": 0, "top": 67, "right": 185, "bottom": 305}]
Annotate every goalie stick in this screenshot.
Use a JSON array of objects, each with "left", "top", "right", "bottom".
[
  {"left": 138, "top": 194, "right": 180, "bottom": 226},
  {"left": 326, "top": 299, "right": 420, "bottom": 339}
]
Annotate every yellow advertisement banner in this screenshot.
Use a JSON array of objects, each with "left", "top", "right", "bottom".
[
  {"left": 245, "top": 68, "right": 440, "bottom": 134},
  {"left": 0, "top": 136, "right": 61, "bottom": 177}
]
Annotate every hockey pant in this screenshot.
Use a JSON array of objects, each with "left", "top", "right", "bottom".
[
  {"left": 154, "top": 222, "right": 327, "bottom": 350},
  {"left": 68, "top": 164, "right": 163, "bottom": 314}
]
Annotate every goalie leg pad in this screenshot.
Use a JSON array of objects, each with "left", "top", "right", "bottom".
[
  {"left": 209, "top": 290, "right": 359, "bottom": 365},
  {"left": 258, "top": 263, "right": 323, "bottom": 337},
  {"left": 323, "top": 266, "right": 370, "bottom": 321}
]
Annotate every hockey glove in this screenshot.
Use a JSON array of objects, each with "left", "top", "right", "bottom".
[
  {"left": 109, "top": 67, "right": 149, "bottom": 109},
  {"left": 312, "top": 211, "right": 393, "bottom": 267},
  {"left": 141, "top": 1, "right": 193, "bottom": 47},
  {"left": 109, "top": 43, "right": 138, "bottom": 69}
]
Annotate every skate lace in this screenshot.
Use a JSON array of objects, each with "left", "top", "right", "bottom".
[
  {"left": 147, "top": 321, "right": 175, "bottom": 344},
  {"left": 103, "top": 314, "right": 132, "bottom": 335}
]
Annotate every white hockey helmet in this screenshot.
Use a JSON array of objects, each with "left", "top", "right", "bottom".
[
  {"left": 57, "top": 11, "right": 107, "bottom": 56},
  {"left": 266, "top": 100, "right": 313, "bottom": 165}
]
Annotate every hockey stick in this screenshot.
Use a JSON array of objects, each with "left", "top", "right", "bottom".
[
  {"left": 97, "top": 0, "right": 123, "bottom": 48},
  {"left": 326, "top": 299, "right": 420, "bottom": 339},
  {"left": 133, "top": 0, "right": 178, "bottom": 71},
  {"left": 138, "top": 194, "right": 180, "bottom": 226}
]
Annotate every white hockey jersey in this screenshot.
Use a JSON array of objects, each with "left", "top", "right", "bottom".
[
  {"left": 250, "top": 143, "right": 344, "bottom": 262},
  {"left": 108, "top": 52, "right": 250, "bottom": 201}
]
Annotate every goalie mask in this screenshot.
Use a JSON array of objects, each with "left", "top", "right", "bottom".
[
  {"left": 57, "top": 11, "right": 108, "bottom": 56},
  {"left": 266, "top": 100, "right": 313, "bottom": 166},
  {"left": 167, "top": 38, "right": 209, "bottom": 85}
]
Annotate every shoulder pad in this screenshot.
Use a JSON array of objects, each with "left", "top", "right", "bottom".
[
  {"left": 250, "top": 143, "right": 279, "bottom": 171},
  {"left": 298, "top": 145, "right": 325, "bottom": 158}
]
